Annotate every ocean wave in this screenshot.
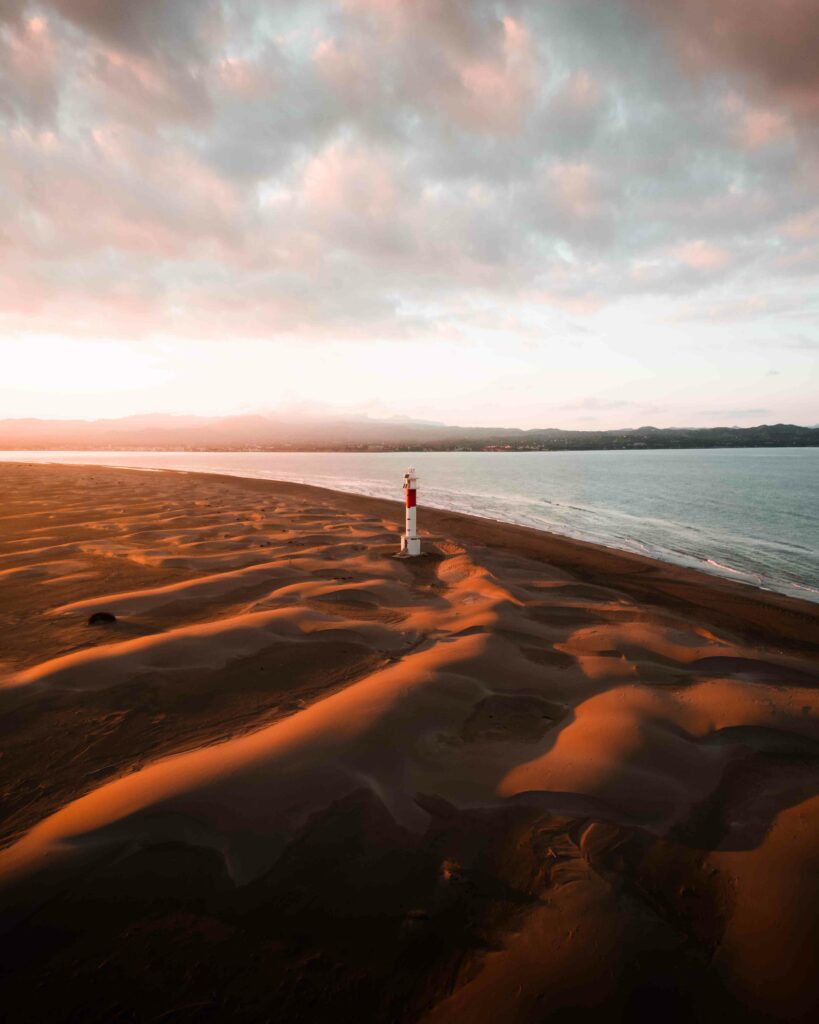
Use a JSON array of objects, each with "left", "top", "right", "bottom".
[
  {"left": 705, "top": 558, "right": 753, "bottom": 577},
  {"left": 791, "top": 581, "right": 819, "bottom": 597}
]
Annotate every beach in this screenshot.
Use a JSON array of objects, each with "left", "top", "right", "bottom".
[{"left": 2, "top": 460, "right": 819, "bottom": 1022}]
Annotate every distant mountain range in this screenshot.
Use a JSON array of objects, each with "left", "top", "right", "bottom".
[{"left": 0, "top": 414, "right": 817, "bottom": 452}]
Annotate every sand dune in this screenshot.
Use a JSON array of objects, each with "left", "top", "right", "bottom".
[{"left": 1, "top": 462, "right": 818, "bottom": 1022}]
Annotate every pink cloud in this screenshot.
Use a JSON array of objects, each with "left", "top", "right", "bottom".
[
  {"left": 782, "top": 207, "right": 819, "bottom": 241},
  {"left": 525, "top": 286, "right": 606, "bottom": 316},
  {"left": 741, "top": 107, "right": 790, "bottom": 149},
  {"left": 313, "top": 36, "right": 380, "bottom": 112},
  {"left": 340, "top": 0, "right": 487, "bottom": 53},
  {"left": 314, "top": 37, "right": 356, "bottom": 86},
  {"left": 549, "top": 162, "right": 601, "bottom": 219},
  {"left": 721, "top": 92, "right": 791, "bottom": 149},
  {"left": 1, "top": 123, "right": 241, "bottom": 262},
  {"left": 554, "top": 70, "right": 602, "bottom": 114},
  {"left": 300, "top": 143, "right": 400, "bottom": 223},
  {"left": 630, "top": 0, "right": 819, "bottom": 124},
  {"left": 217, "top": 57, "right": 272, "bottom": 100},
  {"left": 0, "top": 13, "right": 60, "bottom": 124},
  {"left": 674, "top": 240, "right": 732, "bottom": 270},
  {"left": 1, "top": 0, "right": 816, "bottom": 351},
  {"left": 87, "top": 46, "right": 212, "bottom": 126},
  {"left": 454, "top": 16, "right": 536, "bottom": 132},
  {"left": 323, "top": 3, "right": 540, "bottom": 135}
]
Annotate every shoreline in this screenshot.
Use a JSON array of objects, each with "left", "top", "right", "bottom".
[
  {"left": 8, "top": 459, "right": 819, "bottom": 647},
  {"left": 1, "top": 456, "right": 818, "bottom": 614}
]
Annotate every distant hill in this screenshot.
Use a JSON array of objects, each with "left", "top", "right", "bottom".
[{"left": 0, "top": 415, "right": 817, "bottom": 452}]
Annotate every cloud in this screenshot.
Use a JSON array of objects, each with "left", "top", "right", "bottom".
[
  {"left": 699, "top": 408, "right": 770, "bottom": 419},
  {"left": 673, "top": 240, "right": 732, "bottom": 271},
  {"left": 628, "top": 0, "right": 819, "bottom": 125},
  {"left": 1, "top": 0, "right": 818, "bottom": 345},
  {"left": 782, "top": 335, "right": 819, "bottom": 350},
  {"left": 0, "top": 15, "right": 60, "bottom": 125},
  {"left": 45, "top": 0, "right": 222, "bottom": 59}
]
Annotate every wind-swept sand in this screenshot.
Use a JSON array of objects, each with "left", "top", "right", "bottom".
[{"left": 1, "top": 462, "right": 818, "bottom": 1023}]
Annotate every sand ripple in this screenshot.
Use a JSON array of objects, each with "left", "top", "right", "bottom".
[{"left": 1, "top": 463, "right": 818, "bottom": 1022}]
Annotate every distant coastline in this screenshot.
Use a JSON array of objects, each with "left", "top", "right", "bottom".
[{"left": 0, "top": 416, "right": 817, "bottom": 453}]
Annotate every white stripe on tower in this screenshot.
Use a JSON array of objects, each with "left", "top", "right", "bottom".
[{"left": 401, "top": 467, "right": 421, "bottom": 556}]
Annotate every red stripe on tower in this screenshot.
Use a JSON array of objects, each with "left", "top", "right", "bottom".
[{"left": 406, "top": 489, "right": 416, "bottom": 508}]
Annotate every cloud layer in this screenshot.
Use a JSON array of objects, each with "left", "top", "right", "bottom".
[{"left": 0, "top": 1, "right": 817, "bottom": 424}]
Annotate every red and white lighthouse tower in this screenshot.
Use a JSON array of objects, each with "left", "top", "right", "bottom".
[{"left": 401, "top": 467, "right": 421, "bottom": 556}]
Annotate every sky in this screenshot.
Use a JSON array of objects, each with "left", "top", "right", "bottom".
[{"left": 1, "top": 0, "right": 818, "bottom": 429}]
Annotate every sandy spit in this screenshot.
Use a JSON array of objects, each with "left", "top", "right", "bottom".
[{"left": 0, "top": 461, "right": 818, "bottom": 1024}]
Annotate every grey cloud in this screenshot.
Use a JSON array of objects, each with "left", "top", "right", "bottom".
[
  {"left": 2, "top": 0, "right": 819, "bottom": 340},
  {"left": 0, "top": 0, "right": 21, "bottom": 23},
  {"left": 46, "top": 0, "right": 222, "bottom": 59},
  {"left": 699, "top": 408, "right": 770, "bottom": 418},
  {"left": 0, "top": 24, "right": 59, "bottom": 126},
  {"left": 627, "top": 0, "right": 819, "bottom": 126},
  {"left": 782, "top": 336, "right": 819, "bottom": 350},
  {"left": 37, "top": 0, "right": 223, "bottom": 128}
]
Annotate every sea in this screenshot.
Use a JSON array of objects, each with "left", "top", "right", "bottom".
[{"left": 1, "top": 448, "right": 817, "bottom": 604}]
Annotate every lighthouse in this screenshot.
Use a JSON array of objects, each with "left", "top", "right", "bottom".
[{"left": 400, "top": 467, "right": 421, "bottom": 556}]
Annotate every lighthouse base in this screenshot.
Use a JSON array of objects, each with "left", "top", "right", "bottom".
[{"left": 400, "top": 535, "right": 421, "bottom": 557}]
